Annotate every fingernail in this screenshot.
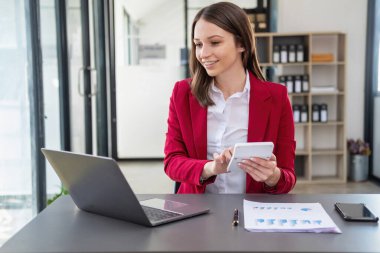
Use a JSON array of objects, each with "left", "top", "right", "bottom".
[{"left": 250, "top": 158, "right": 256, "bottom": 162}]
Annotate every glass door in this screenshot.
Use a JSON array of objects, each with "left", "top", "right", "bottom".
[
  {"left": 39, "top": 0, "right": 62, "bottom": 205},
  {"left": 374, "top": 5, "right": 380, "bottom": 179},
  {"left": 372, "top": 44, "right": 380, "bottom": 179},
  {"left": 0, "top": 0, "right": 108, "bottom": 246},
  {"left": 365, "top": 0, "right": 380, "bottom": 181},
  {"left": 67, "top": 0, "right": 96, "bottom": 154}
]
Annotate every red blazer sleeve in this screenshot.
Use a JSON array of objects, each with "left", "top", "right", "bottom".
[
  {"left": 163, "top": 81, "right": 214, "bottom": 189},
  {"left": 265, "top": 87, "right": 296, "bottom": 194}
]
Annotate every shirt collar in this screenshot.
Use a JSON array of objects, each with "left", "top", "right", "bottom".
[
  {"left": 210, "top": 69, "right": 250, "bottom": 95},
  {"left": 244, "top": 69, "right": 251, "bottom": 92}
]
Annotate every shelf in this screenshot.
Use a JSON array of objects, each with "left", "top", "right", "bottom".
[
  {"left": 312, "top": 121, "right": 344, "bottom": 126},
  {"left": 311, "top": 91, "right": 344, "bottom": 96},
  {"left": 312, "top": 149, "right": 344, "bottom": 155},
  {"left": 311, "top": 61, "right": 345, "bottom": 66},
  {"left": 294, "top": 178, "right": 310, "bottom": 184},
  {"left": 294, "top": 121, "right": 344, "bottom": 127},
  {"left": 289, "top": 93, "right": 309, "bottom": 97},
  {"left": 295, "top": 177, "right": 345, "bottom": 184},
  {"left": 260, "top": 62, "right": 309, "bottom": 67},
  {"left": 296, "top": 150, "right": 309, "bottom": 155},
  {"left": 256, "top": 31, "right": 345, "bottom": 37},
  {"left": 294, "top": 121, "right": 344, "bottom": 126},
  {"left": 294, "top": 123, "right": 309, "bottom": 127},
  {"left": 260, "top": 62, "right": 345, "bottom": 66},
  {"left": 255, "top": 31, "right": 346, "bottom": 184},
  {"left": 311, "top": 31, "right": 345, "bottom": 36},
  {"left": 310, "top": 176, "right": 346, "bottom": 184}
]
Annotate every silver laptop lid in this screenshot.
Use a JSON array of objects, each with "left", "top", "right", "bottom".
[
  {"left": 41, "top": 149, "right": 209, "bottom": 226},
  {"left": 41, "top": 149, "right": 152, "bottom": 226}
]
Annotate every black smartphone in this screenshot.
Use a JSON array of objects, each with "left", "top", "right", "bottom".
[{"left": 335, "top": 202, "right": 379, "bottom": 222}]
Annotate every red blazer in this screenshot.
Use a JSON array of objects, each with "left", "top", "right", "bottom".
[{"left": 164, "top": 71, "right": 296, "bottom": 194}]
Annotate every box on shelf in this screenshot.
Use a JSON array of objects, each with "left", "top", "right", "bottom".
[{"left": 311, "top": 53, "right": 334, "bottom": 62}]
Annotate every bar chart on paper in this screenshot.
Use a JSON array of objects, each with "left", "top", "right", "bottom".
[{"left": 243, "top": 200, "right": 341, "bottom": 233}]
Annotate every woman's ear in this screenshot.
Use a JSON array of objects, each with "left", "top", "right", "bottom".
[{"left": 236, "top": 40, "right": 245, "bottom": 52}]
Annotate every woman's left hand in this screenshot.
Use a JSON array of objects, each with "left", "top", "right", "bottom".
[{"left": 238, "top": 154, "right": 281, "bottom": 187}]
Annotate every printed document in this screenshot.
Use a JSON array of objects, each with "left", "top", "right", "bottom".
[{"left": 243, "top": 200, "right": 341, "bottom": 233}]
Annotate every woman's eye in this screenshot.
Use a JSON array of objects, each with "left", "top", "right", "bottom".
[
  {"left": 195, "top": 43, "right": 202, "bottom": 48},
  {"left": 211, "top": 41, "right": 220, "bottom": 45}
]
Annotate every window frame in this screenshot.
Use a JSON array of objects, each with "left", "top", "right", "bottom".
[{"left": 364, "top": 0, "right": 380, "bottom": 179}]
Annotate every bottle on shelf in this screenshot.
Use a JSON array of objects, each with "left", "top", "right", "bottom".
[
  {"left": 312, "top": 104, "right": 320, "bottom": 122},
  {"left": 320, "top": 103, "right": 328, "bottom": 122},
  {"left": 302, "top": 75, "right": 309, "bottom": 92},
  {"left": 288, "top": 44, "right": 296, "bottom": 63},
  {"left": 279, "top": 76, "right": 286, "bottom": 86},
  {"left": 293, "top": 104, "right": 300, "bottom": 123},
  {"left": 280, "top": 45, "right": 288, "bottom": 63},
  {"left": 300, "top": 105, "right": 308, "bottom": 123},
  {"left": 296, "top": 44, "right": 304, "bottom": 62},
  {"left": 286, "top": 76, "right": 293, "bottom": 93},
  {"left": 273, "top": 45, "right": 280, "bottom": 63},
  {"left": 294, "top": 75, "right": 302, "bottom": 93}
]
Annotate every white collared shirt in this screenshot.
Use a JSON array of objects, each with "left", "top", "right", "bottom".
[{"left": 205, "top": 70, "right": 250, "bottom": 193}]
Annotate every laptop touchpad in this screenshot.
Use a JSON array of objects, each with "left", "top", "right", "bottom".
[{"left": 140, "top": 198, "right": 188, "bottom": 212}]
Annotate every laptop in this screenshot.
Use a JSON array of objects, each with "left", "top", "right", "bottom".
[{"left": 41, "top": 148, "right": 209, "bottom": 227}]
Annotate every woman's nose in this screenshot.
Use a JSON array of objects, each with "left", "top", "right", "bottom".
[{"left": 199, "top": 45, "right": 211, "bottom": 58}]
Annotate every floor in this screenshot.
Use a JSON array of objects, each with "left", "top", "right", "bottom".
[
  {"left": 291, "top": 181, "right": 380, "bottom": 194},
  {"left": 118, "top": 161, "right": 380, "bottom": 194}
]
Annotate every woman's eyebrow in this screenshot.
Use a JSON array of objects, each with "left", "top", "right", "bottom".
[{"left": 193, "top": 35, "right": 224, "bottom": 41}]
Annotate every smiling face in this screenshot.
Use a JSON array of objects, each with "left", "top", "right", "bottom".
[{"left": 193, "top": 18, "right": 245, "bottom": 78}]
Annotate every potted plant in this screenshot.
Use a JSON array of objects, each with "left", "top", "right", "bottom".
[
  {"left": 347, "top": 139, "right": 371, "bottom": 181},
  {"left": 47, "top": 186, "right": 69, "bottom": 205}
]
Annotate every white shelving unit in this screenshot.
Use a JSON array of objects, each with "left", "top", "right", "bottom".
[{"left": 256, "top": 32, "right": 347, "bottom": 184}]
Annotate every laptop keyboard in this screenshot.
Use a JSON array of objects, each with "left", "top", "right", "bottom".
[{"left": 142, "top": 205, "right": 183, "bottom": 222}]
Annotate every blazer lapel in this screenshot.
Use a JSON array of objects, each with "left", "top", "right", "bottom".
[
  {"left": 189, "top": 93, "right": 207, "bottom": 159},
  {"left": 247, "top": 72, "right": 272, "bottom": 142}
]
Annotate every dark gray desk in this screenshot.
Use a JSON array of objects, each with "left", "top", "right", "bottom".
[{"left": 1, "top": 194, "right": 379, "bottom": 253}]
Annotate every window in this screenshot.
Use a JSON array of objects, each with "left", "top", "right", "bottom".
[
  {"left": 0, "top": 0, "right": 33, "bottom": 246},
  {"left": 40, "top": 0, "right": 62, "bottom": 197},
  {"left": 378, "top": 42, "right": 380, "bottom": 92}
]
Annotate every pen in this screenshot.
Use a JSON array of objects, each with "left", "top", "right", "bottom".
[{"left": 232, "top": 208, "right": 239, "bottom": 226}]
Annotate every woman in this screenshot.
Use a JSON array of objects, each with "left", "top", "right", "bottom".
[{"left": 164, "top": 2, "right": 296, "bottom": 194}]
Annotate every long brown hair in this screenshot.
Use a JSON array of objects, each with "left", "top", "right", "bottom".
[{"left": 190, "top": 2, "right": 265, "bottom": 106}]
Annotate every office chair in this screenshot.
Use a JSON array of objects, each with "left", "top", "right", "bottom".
[{"left": 174, "top": 182, "right": 181, "bottom": 193}]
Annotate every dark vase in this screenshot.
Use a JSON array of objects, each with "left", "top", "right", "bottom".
[{"left": 349, "top": 155, "right": 369, "bottom": 181}]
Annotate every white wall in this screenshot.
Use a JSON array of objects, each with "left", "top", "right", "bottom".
[
  {"left": 115, "top": 0, "right": 185, "bottom": 158},
  {"left": 114, "top": 0, "right": 368, "bottom": 158},
  {"left": 278, "top": 0, "right": 367, "bottom": 139}
]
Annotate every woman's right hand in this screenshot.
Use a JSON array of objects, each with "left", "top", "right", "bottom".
[{"left": 202, "top": 147, "right": 233, "bottom": 179}]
